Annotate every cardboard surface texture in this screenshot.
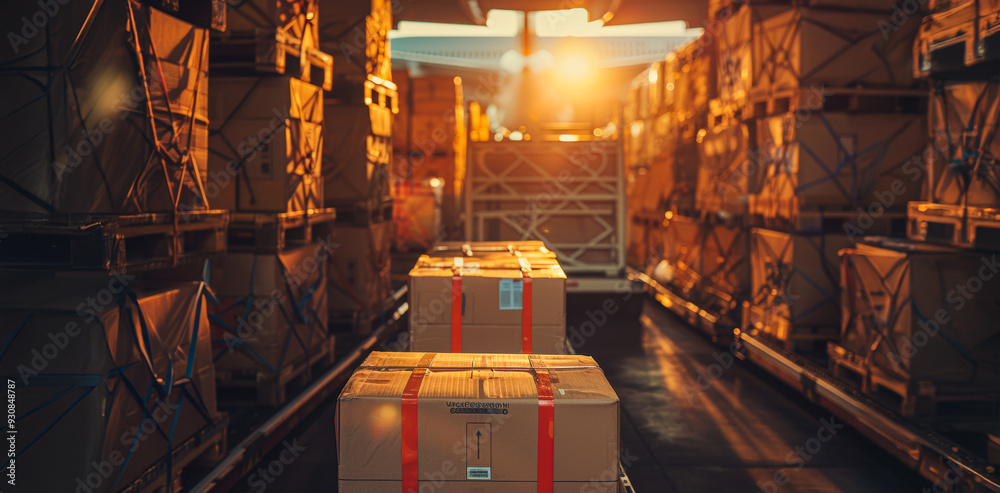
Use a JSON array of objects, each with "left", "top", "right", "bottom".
[
  {"left": 409, "top": 255, "right": 567, "bottom": 354},
  {"left": 209, "top": 75, "right": 324, "bottom": 212},
  {"left": 337, "top": 352, "right": 620, "bottom": 493}
]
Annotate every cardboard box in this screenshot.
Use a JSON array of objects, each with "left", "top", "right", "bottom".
[
  {"left": 409, "top": 255, "right": 567, "bottom": 354},
  {"left": 328, "top": 221, "right": 393, "bottom": 313},
  {"left": 0, "top": 3, "right": 210, "bottom": 214},
  {"left": 392, "top": 180, "right": 443, "bottom": 251},
  {"left": 750, "top": 111, "right": 926, "bottom": 222},
  {"left": 0, "top": 278, "right": 219, "bottom": 492},
  {"left": 209, "top": 75, "right": 324, "bottom": 212},
  {"left": 337, "top": 352, "right": 620, "bottom": 493},
  {"left": 323, "top": 103, "right": 393, "bottom": 206},
  {"left": 209, "top": 243, "right": 331, "bottom": 371},
  {"left": 840, "top": 238, "right": 1000, "bottom": 388},
  {"left": 746, "top": 228, "right": 850, "bottom": 347},
  {"left": 928, "top": 80, "right": 1000, "bottom": 208},
  {"left": 222, "top": 0, "right": 318, "bottom": 38},
  {"left": 319, "top": 0, "right": 392, "bottom": 82}
]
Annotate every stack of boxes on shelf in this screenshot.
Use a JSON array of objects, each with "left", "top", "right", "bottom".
[
  {"left": 319, "top": 0, "right": 396, "bottom": 335},
  {"left": 336, "top": 242, "right": 621, "bottom": 492},
  {"left": 626, "top": 0, "right": 929, "bottom": 346},
  {"left": 0, "top": 2, "right": 228, "bottom": 490},
  {"left": 830, "top": 0, "right": 1000, "bottom": 419},
  {"left": 207, "top": 0, "right": 337, "bottom": 407},
  {"left": 391, "top": 72, "right": 468, "bottom": 249}
]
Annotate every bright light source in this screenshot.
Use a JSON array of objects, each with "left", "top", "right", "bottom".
[
  {"left": 559, "top": 55, "right": 592, "bottom": 81},
  {"left": 630, "top": 121, "right": 642, "bottom": 138},
  {"left": 510, "top": 131, "right": 524, "bottom": 141},
  {"left": 453, "top": 76, "right": 462, "bottom": 86},
  {"left": 429, "top": 177, "right": 443, "bottom": 188},
  {"left": 494, "top": 133, "right": 504, "bottom": 142},
  {"left": 593, "top": 128, "right": 603, "bottom": 137},
  {"left": 664, "top": 211, "right": 674, "bottom": 219},
  {"left": 558, "top": 134, "right": 581, "bottom": 142},
  {"left": 648, "top": 70, "right": 658, "bottom": 83},
  {"left": 666, "top": 82, "right": 675, "bottom": 91}
]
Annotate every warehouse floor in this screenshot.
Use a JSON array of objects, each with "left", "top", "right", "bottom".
[{"left": 228, "top": 294, "right": 932, "bottom": 492}]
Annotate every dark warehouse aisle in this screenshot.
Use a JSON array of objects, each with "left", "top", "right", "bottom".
[{"left": 228, "top": 293, "right": 931, "bottom": 493}]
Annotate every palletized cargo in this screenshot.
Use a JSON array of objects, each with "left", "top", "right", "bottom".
[
  {"left": 836, "top": 238, "right": 1000, "bottom": 415},
  {"left": 209, "top": 243, "right": 332, "bottom": 405},
  {"left": 745, "top": 227, "right": 850, "bottom": 350},
  {"left": 654, "top": 215, "right": 704, "bottom": 301},
  {"left": 392, "top": 180, "right": 443, "bottom": 251},
  {"left": 336, "top": 352, "right": 620, "bottom": 493},
  {"left": 749, "top": 111, "right": 926, "bottom": 228},
  {"left": 327, "top": 221, "right": 393, "bottom": 333},
  {"left": 209, "top": 75, "right": 324, "bottom": 212},
  {"left": 0, "top": 279, "right": 223, "bottom": 492},
  {"left": 322, "top": 102, "right": 393, "bottom": 211},
  {"left": 914, "top": 0, "right": 1000, "bottom": 76},
  {"left": 700, "top": 222, "right": 751, "bottom": 320},
  {"left": 318, "top": 0, "right": 393, "bottom": 84},
  {"left": 0, "top": 1, "right": 210, "bottom": 215},
  {"left": 409, "top": 255, "right": 567, "bottom": 354},
  {"left": 696, "top": 120, "right": 757, "bottom": 218}
]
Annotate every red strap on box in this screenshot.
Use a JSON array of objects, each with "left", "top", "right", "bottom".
[
  {"left": 402, "top": 352, "right": 437, "bottom": 493},
  {"left": 451, "top": 275, "right": 462, "bottom": 352},
  {"left": 521, "top": 271, "right": 533, "bottom": 354},
  {"left": 530, "top": 355, "right": 554, "bottom": 493}
]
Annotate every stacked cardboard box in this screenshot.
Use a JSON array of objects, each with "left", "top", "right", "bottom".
[
  {"left": 336, "top": 352, "right": 620, "bottom": 493},
  {"left": 0, "top": 274, "right": 223, "bottom": 492},
  {"left": 392, "top": 179, "right": 444, "bottom": 252},
  {"left": 408, "top": 251, "right": 568, "bottom": 354}
]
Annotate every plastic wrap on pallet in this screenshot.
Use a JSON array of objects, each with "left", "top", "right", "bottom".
[
  {"left": 839, "top": 239, "right": 1000, "bottom": 392},
  {"left": 0, "top": 279, "right": 219, "bottom": 492},
  {"left": 0, "top": 1, "right": 210, "bottom": 215},
  {"left": 391, "top": 180, "right": 442, "bottom": 252},
  {"left": 323, "top": 103, "right": 392, "bottom": 209},
  {"left": 208, "top": 75, "right": 324, "bottom": 212},
  {"left": 747, "top": 228, "right": 849, "bottom": 348},
  {"left": 750, "top": 112, "right": 926, "bottom": 226},
  {"left": 318, "top": 0, "right": 392, "bottom": 83},
  {"left": 754, "top": 7, "right": 921, "bottom": 99},
  {"left": 928, "top": 80, "right": 1000, "bottom": 208},
  {"left": 328, "top": 221, "right": 393, "bottom": 314},
  {"left": 209, "top": 243, "right": 330, "bottom": 372}
]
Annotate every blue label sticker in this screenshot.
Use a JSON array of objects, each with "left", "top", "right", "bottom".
[{"left": 498, "top": 279, "right": 522, "bottom": 310}]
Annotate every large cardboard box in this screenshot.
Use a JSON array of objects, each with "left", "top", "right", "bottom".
[
  {"left": 209, "top": 75, "right": 324, "bottom": 212},
  {"left": 209, "top": 243, "right": 331, "bottom": 371},
  {"left": 840, "top": 238, "right": 1000, "bottom": 389},
  {"left": 697, "top": 121, "right": 756, "bottom": 218},
  {"left": 409, "top": 256, "right": 567, "bottom": 354},
  {"left": 328, "top": 221, "right": 393, "bottom": 313},
  {"left": 337, "top": 352, "right": 620, "bottom": 493},
  {"left": 0, "top": 2, "right": 210, "bottom": 214},
  {"left": 0, "top": 278, "right": 219, "bottom": 492},
  {"left": 750, "top": 111, "right": 926, "bottom": 225},
  {"left": 323, "top": 102, "right": 393, "bottom": 207},
  {"left": 928, "top": 80, "right": 1000, "bottom": 208},
  {"left": 746, "top": 228, "right": 850, "bottom": 348},
  {"left": 318, "top": 0, "right": 392, "bottom": 83}
]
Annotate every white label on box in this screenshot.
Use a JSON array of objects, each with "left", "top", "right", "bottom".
[
  {"left": 464, "top": 262, "right": 480, "bottom": 274},
  {"left": 467, "top": 467, "right": 491, "bottom": 480},
  {"left": 498, "top": 279, "right": 522, "bottom": 310}
]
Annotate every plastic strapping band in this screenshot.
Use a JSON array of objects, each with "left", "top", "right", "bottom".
[
  {"left": 520, "top": 257, "right": 533, "bottom": 354},
  {"left": 402, "top": 352, "right": 437, "bottom": 493},
  {"left": 451, "top": 258, "right": 463, "bottom": 353},
  {"left": 529, "top": 355, "right": 554, "bottom": 493}
]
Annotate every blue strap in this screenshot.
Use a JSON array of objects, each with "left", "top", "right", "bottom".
[{"left": 0, "top": 310, "right": 34, "bottom": 361}]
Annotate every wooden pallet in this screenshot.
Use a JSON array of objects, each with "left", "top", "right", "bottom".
[
  {"left": 120, "top": 414, "right": 229, "bottom": 493},
  {"left": 0, "top": 211, "right": 227, "bottom": 273},
  {"left": 215, "top": 336, "right": 336, "bottom": 407},
  {"left": 209, "top": 29, "right": 334, "bottom": 90},
  {"left": 747, "top": 87, "right": 927, "bottom": 119},
  {"left": 907, "top": 201, "right": 966, "bottom": 247},
  {"left": 829, "top": 343, "right": 1000, "bottom": 419},
  {"left": 329, "top": 199, "right": 393, "bottom": 225},
  {"left": 966, "top": 205, "right": 1000, "bottom": 250},
  {"left": 227, "top": 208, "right": 336, "bottom": 252}
]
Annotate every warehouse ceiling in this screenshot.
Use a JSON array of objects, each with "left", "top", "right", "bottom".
[{"left": 394, "top": 0, "right": 709, "bottom": 28}]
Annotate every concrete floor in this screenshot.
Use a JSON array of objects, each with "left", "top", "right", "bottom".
[{"left": 230, "top": 294, "right": 931, "bottom": 492}]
